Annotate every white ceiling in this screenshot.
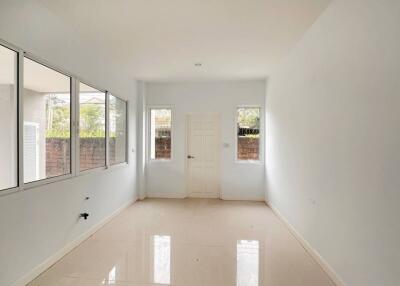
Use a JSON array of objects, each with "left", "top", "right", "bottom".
[
  {"left": 0, "top": 47, "right": 99, "bottom": 92},
  {"left": 4, "top": 0, "right": 331, "bottom": 83},
  {"left": 38, "top": 0, "right": 331, "bottom": 82}
]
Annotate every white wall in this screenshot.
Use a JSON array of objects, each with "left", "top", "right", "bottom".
[
  {"left": 266, "top": 0, "right": 400, "bottom": 285},
  {"left": 145, "top": 81, "right": 265, "bottom": 201},
  {"left": 0, "top": 2, "right": 138, "bottom": 286}
]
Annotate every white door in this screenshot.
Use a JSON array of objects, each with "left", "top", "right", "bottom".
[{"left": 186, "top": 114, "right": 220, "bottom": 198}]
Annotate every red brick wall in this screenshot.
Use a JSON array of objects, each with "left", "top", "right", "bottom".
[
  {"left": 46, "top": 138, "right": 114, "bottom": 175},
  {"left": 46, "top": 138, "right": 70, "bottom": 177},
  {"left": 79, "top": 138, "right": 106, "bottom": 171},
  {"left": 108, "top": 138, "right": 121, "bottom": 165},
  {"left": 46, "top": 137, "right": 257, "bottom": 174},
  {"left": 238, "top": 137, "right": 259, "bottom": 160},
  {"left": 155, "top": 137, "right": 171, "bottom": 159}
]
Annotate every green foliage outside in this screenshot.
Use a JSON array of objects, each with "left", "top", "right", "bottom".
[
  {"left": 46, "top": 102, "right": 106, "bottom": 138},
  {"left": 237, "top": 108, "right": 260, "bottom": 128},
  {"left": 237, "top": 108, "right": 260, "bottom": 139},
  {"left": 79, "top": 104, "right": 106, "bottom": 138},
  {"left": 46, "top": 105, "right": 70, "bottom": 138}
]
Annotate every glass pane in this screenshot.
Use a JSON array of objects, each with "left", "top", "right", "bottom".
[
  {"left": 237, "top": 108, "right": 260, "bottom": 161},
  {"left": 79, "top": 83, "right": 106, "bottom": 171},
  {"left": 23, "top": 58, "right": 71, "bottom": 183},
  {"left": 0, "top": 45, "right": 18, "bottom": 190},
  {"left": 150, "top": 109, "right": 171, "bottom": 160},
  {"left": 109, "top": 95, "right": 127, "bottom": 165}
]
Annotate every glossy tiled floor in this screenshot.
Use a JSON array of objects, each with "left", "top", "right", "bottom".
[{"left": 29, "top": 199, "right": 335, "bottom": 286}]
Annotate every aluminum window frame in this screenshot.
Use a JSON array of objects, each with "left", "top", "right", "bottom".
[
  {"left": 0, "top": 40, "right": 21, "bottom": 195},
  {"left": 76, "top": 81, "right": 107, "bottom": 175},
  {"left": 0, "top": 37, "right": 129, "bottom": 197},
  {"left": 235, "top": 105, "right": 264, "bottom": 164},
  {"left": 22, "top": 54, "right": 75, "bottom": 188},
  {"left": 108, "top": 93, "right": 129, "bottom": 167},
  {"left": 147, "top": 106, "right": 173, "bottom": 163}
]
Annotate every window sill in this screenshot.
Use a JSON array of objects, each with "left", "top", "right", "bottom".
[
  {"left": 0, "top": 162, "right": 130, "bottom": 197},
  {"left": 108, "top": 162, "right": 129, "bottom": 171},
  {"left": 235, "top": 159, "right": 263, "bottom": 165},
  {"left": 148, "top": 159, "right": 172, "bottom": 163},
  {"left": 23, "top": 173, "right": 74, "bottom": 190},
  {"left": 0, "top": 186, "right": 21, "bottom": 197},
  {"left": 78, "top": 166, "right": 107, "bottom": 176}
]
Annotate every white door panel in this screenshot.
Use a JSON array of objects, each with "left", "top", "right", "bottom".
[{"left": 187, "top": 114, "right": 219, "bottom": 198}]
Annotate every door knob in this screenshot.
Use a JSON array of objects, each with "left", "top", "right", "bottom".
[{"left": 187, "top": 155, "right": 195, "bottom": 159}]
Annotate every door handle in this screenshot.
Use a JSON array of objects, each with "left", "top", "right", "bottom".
[{"left": 187, "top": 155, "right": 195, "bottom": 159}]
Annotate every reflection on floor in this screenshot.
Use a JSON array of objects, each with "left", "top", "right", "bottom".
[{"left": 28, "top": 199, "right": 335, "bottom": 286}]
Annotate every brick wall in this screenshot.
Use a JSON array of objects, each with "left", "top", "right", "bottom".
[
  {"left": 108, "top": 138, "right": 121, "bottom": 165},
  {"left": 153, "top": 137, "right": 258, "bottom": 160},
  {"left": 46, "top": 138, "right": 70, "bottom": 177},
  {"left": 155, "top": 137, "right": 171, "bottom": 159},
  {"left": 238, "top": 137, "right": 259, "bottom": 160},
  {"left": 46, "top": 137, "right": 257, "bottom": 174},
  {"left": 46, "top": 137, "right": 114, "bottom": 175},
  {"left": 79, "top": 138, "right": 106, "bottom": 171}
]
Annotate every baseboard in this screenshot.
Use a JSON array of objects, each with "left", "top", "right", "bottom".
[
  {"left": 146, "top": 193, "right": 265, "bottom": 201},
  {"left": 11, "top": 198, "right": 136, "bottom": 286},
  {"left": 221, "top": 195, "right": 265, "bottom": 201},
  {"left": 146, "top": 192, "right": 187, "bottom": 199},
  {"left": 266, "top": 201, "right": 345, "bottom": 286}
]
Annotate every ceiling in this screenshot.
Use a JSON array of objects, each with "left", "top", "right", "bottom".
[
  {"left": 37, "top": 0, "right": 331, "bottom": 82},
  {"left": 0, "top": 46, "right": 100, "bottom": 92},
  {"left": 1, "top": 1, "right": 331, "bottom": 83}
]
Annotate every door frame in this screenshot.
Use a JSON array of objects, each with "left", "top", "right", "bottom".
[{"left": 185, "top": 113, "right": 221, "bottom": 198}]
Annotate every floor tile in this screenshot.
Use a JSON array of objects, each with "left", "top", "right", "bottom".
[{"left": 29, "top": 199, "right": 335, "bottom": 286}]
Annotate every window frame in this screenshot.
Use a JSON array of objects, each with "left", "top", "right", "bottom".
[
  {"left": 147, "top": 106, "right": 173, "bottom": 163},
  {"left": 235, "top": 105, "right": 263, "bottom": 164},
  {"left": 76, "top": 81, "right": 108, "bottom": 174},
  {"left": 107, "top": 93, "right": 129, "bottom": 167},
  {"left": 0, "top": 37, "right": 129, "bottom": 197},
  {"left": 0, "top": 41, "right": 21, "bottom": 195},
  {"left": 22, "top": 55, "right": 75, "bottom": 187}
]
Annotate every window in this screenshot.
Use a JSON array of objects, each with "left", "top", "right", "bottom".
[
  {"left": 0, "top": 38, "right": 132, "bottom": 192},
  {"left": 23, "top": 57, "right": 71, "bottom": 183},
  {"left": 79, "top": 83, "right": 106, "bottom": 171},
  {"left": 237, "top": 107, "right": 260, "bottom": 161},
  {"left": 150, "top": 109, "right": 172, "bottom": 160},
  {"left": 0, "top": 45, "right": 18, "bottom": 190},
  {"left": 109, "top": 94, "right": 127, "bottom": 165}
]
